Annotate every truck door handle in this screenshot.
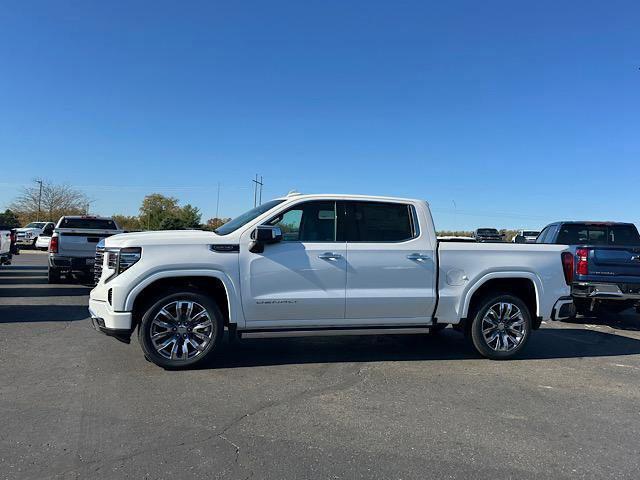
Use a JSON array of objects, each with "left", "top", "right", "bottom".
[
  {"left": 407, "top": 253, "right": 430, "bottom": 261},
  {"left": 318, "top": 252, "right": 343, "bottom": 260}
]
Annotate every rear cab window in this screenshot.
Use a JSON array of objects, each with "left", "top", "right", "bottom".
[
  {"left": 555, "top": 224, "right": 640, "bottom": 246},
  {"left": 59, "top": 218, "right": 118, "bottom": 230}
]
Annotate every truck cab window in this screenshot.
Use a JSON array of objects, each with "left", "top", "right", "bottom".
[
  {"left": 267, "top": 201, "right": 336, "bottom": 242},
  {"left": 344, "top": 201, "right": 414, "bottom": 242}
]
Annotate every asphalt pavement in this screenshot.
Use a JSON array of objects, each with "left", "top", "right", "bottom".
[{"left": 1, "top": 251, "right": 640, "bottom": 479}]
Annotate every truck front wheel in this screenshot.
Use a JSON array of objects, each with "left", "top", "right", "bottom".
[
  {"left": 469, "top": 294, "right": 532, "bottom": 360},
  {"left": 138, "top": 290, "right": 223, "bottom": 369}
]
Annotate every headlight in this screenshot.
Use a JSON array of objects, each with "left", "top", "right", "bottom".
[{"left": 106, "top": 247, "right": 142, "bottom": 279}]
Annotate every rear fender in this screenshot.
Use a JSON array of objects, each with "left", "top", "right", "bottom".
[{"left": 460, "top": 271, "right": 542, "bottom": 318}]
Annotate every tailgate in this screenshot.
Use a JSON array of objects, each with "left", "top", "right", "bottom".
[
  {"left": 590, "top": 247, "right": 640, "bottom": 279},
  {"left": 56, "top": 229, "right": 119, "bottom": 258}
]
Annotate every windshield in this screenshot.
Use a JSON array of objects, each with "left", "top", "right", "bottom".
[
  {"left": 478, "top": 229, "right": 499, "bottom": 235},
  {"left": 215, "top": 200, "right": 285, "bottom": 236},
  {"left": 25, "top": 222, "right": 46, "bottom": 228},
  {"left": 523, "top": 231, "right": 539, "bottom": 237}
]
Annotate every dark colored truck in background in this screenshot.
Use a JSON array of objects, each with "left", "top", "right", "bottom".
[
  {"left": 537, "top": 221, "right": 640, "bottom": 315},
  {"left": 473, "top": 228, "right": 504, "bottom": 242}
]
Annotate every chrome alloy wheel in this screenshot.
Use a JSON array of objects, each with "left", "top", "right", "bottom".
[
  {"left": 150, "top": 301, "right": 214, "bottom": 360},
  {"left": 481, "top": 302, "right": 527, "bottom": 352}
]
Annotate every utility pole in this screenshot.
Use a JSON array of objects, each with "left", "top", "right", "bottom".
[
  {"left": 215, "top": 182, "right": 221, "bottom": 218},
  {"left": 36, "top": 179, "right": 43, "bottom": 221},
  {"left": 252, "top": 174, "right": 264, "bottom": 207}
]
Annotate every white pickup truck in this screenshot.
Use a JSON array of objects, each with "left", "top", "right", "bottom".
[
  {"left": 48, "top": 216, "right": 122, "bottom": 283},
  {"left": 0, "top": 227, "right": 12, "bottom": 265},
  {"left": 89, "top": 193, "right": 575, "bottom": 368}
]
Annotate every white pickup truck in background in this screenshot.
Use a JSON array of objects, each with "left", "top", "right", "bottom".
[
  {"left": 48, "top": 216, "right": 122, "bottom": 283},
  {"left": 0, "top": 227, "right": 12, "bottom": 265},
  {"left": 89, "top": 193, "right": 575, "bottom": 368},
  {"left": 15, "top": 221, "right": 55, "bottom": 248}
]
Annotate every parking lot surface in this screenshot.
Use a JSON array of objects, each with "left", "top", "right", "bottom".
[{"left": 1, "top": 252, "right": 640, "bottom": 479}]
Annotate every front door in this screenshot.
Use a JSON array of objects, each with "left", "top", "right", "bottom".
[{"left": 240, "top": 200, "right": 347, "bottom": 325}]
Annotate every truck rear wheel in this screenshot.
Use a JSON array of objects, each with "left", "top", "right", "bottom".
[
  {"left": 47, "top": 267, "right": 61, "bottom": 284},
  {"left": 138, "top": 290, "right": 223, "bottom": 369},
  {"left": 469, "top": 294, "right": 532, "bottom": 360}
]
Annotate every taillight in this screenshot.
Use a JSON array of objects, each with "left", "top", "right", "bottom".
[
  {"left": 576, "top": 248, "right": 589, "bottom": 275},
  {"left": 9, "top": 231, "right": 15, "bottom": 243},
  {"left": 49, "top": 235, "right": 59, "bottom": 253},
  {"left": 561, "top": 252, "right": 574, "bottom": 285}
]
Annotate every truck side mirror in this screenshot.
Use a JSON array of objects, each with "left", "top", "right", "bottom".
[{"left": 249, "top": 226, "right": 283, "bottom": 253}]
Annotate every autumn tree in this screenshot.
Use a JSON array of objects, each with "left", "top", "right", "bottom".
[{"left": 9, "top": 180, "right": 90, "bottom": 224}]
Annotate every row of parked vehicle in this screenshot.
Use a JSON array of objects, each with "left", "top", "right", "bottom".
[{"left": 467, "top": 223, "right": 640, "bottom": 315}]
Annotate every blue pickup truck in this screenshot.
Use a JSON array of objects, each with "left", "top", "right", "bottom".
[{"left": 536, "top": 221, "right": 640, "bottom": 316}]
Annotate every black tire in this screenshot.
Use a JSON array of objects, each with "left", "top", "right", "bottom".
[
  {"left": 138, "top": 290, "right": 224, "bottom": 369},
  {"left": 47, "top": 267, "right": 61, "bottom": 284},
  {"left": 573, "top": 298, "right": 591, "bottom": 317},
  {"left": 469, "top": 293, "right": 532, "bottom": 360}
]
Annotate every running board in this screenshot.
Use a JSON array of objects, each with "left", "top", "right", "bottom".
[{"left": 238, "top": 325, "right": 434, "bottom": 338}]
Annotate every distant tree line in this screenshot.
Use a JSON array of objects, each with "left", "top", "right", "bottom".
[
  {"left": 6, "top": 181, "right": 230, "bottom": 232},
  {"left": 437, "top": 229, "right": 521, "bottom": 242}
]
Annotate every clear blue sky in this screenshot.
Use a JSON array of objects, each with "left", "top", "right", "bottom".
[{"left": 1, "top": 0, "right": 638, "bottom": 231}]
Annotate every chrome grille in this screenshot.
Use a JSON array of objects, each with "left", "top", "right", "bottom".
[{"left": 94, "top": 247, "right": 105, "bottom": 285}]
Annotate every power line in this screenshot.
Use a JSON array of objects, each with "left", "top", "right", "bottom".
[{"left": 252, "top": 174, "right": 263, "bottom": 207}]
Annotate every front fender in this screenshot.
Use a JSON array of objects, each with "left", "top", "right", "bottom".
[{"left": 123, "top": 268, "right": 243, "bottom": 327}]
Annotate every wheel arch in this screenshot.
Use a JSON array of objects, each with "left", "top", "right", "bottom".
[
  {"left": 125, "top": 269, "right": 240, "bottom": 330},
  {"left": 461, "top": 272, "right": 541, "bottom": 328}
]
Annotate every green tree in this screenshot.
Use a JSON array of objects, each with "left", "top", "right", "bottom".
[
  {"left": 0, "top": 209, "right": 20, "bottom": 228},
  {"left": 179, "top": 204, "right": 202, "bottom": 229},
  {"left": 203, "top": 217, "right": 231, "bottom": 231},
  {"left": 139, "top": 194, "right": 180, "bottom": 230},
  {"left": 158, "top": 215, "right": 187, "bottom": 230},
  {"left": 112, "top": 214, "right": 142, "bottom": 232}
]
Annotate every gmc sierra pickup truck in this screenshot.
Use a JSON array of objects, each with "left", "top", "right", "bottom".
[
  {"left": 89, "top": 193, "right": 574, "bottom": 368},
  {"left": 536, "top": 221, "right": 640, "bottom": 315},
  {"left": 49, "top": 216, "right": 122, "bottom": 283}
]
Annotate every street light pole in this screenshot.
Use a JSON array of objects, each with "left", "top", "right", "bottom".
[{"left": 36, "top": 180, "right": 43, "bottom": 221}]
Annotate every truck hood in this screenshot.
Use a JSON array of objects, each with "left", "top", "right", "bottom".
[
  {"left": 16, "top": 227, "right": 40, "bottom": 233},
  {"left": 104, "top": 230, "right": 223, "bottom": 248}
]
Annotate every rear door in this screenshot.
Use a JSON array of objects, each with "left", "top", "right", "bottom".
[{"left": 343, "top": 201, "right": 436, "bottom": 321}]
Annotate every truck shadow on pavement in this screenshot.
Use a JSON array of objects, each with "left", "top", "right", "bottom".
[
  {"left": 190, "top": 327, "right": 640, "bottom": 370},
  {"left": 561, "top": 313, "right": 640, "bottom": 332},
  {"left": 0, "top": 305, "right": 89, "bottom": 323},
  {"left": 0, "top": 287, "right": 90, "bottom": 297}
]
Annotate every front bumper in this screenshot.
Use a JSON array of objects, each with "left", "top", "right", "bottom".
[
  {"left": 89, "top": 298, "right": 133, "bottom": 330},
  {"left": 49, "top": 254, "right": 95, "bottom": 271},
  {"left": 572, "top": 282, "right": 640, "bottom": 302},
  {"left": 551, "top": 296, "right": 576, "bottom": 320},
  {"left": 16, "top": 238, "right": 34, "bottom": 246}
]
